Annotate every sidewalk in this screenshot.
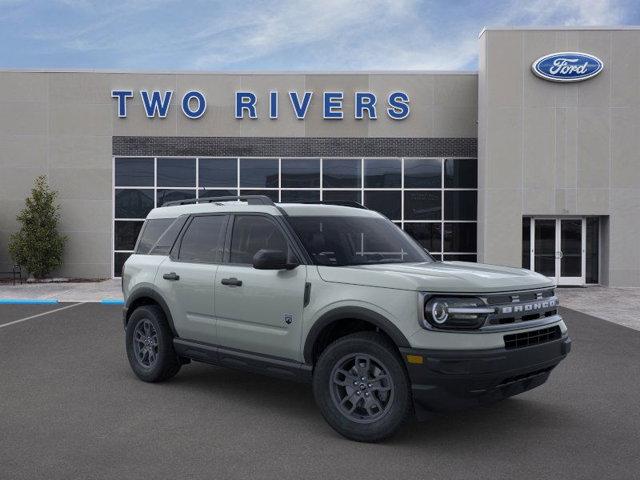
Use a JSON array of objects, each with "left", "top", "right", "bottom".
[
  {"left": 0, "top": 279, "right": 123, "bottom": 303},
  {"left": 557, "top": 286, "right": 640, "bottom": 332}
]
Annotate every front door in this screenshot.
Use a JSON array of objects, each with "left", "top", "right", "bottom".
[
  {"left": 530, "top": 218, "right": 585, "bottom": 286},
  {"left": 214, "top": 214, "right": 307, "bottom": 361}
]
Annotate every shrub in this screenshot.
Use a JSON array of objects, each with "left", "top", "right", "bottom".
[{"left": 9, "top": 175, "right": 67, "bottom": 279}]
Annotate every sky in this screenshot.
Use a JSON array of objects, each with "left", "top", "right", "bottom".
[{"left": 0, "top": 0, "right": 638, "bottom": 71}]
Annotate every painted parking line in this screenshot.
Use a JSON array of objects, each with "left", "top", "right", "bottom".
[
  {"left": 0, "top": 299, "right": 59, "bottom": 304},
  {"left": 0, "top": 302, "right": 82, "bottom": 329}
]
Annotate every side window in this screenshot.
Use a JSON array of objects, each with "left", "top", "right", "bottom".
[
  {"left": 149, "top": 215, "right": 188, "bottom": 255},
  {"left": 177, "top": 215, "right": 228, "bottom": 263},
  {"left": 229, "top": 215, "right": 288, "bottom": 264},
  {"left": 135, "top": 218, "right": 175, "bottom": 254}
]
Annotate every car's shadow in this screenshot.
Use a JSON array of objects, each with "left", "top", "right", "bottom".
[{"left": 159, "top": 362, "right": 580, "bottom": 446}]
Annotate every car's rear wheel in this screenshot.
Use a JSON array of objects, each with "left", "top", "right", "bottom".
[
  {"left": 125, "top": 305, "right": 181, "bottom": 382},
  {"left": 313, "top": 332, "right": 412, "bottom": 442}
]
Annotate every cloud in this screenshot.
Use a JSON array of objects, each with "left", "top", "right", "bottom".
[{"left": 3, "top": 0, "right": 635, "bottom": 70}]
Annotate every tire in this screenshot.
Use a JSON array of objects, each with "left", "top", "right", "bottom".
[
  {"left": 313, "top": 331, "right": 412, "bottom": 442},
  {"left": 125, "top": 305, "right": 181, "bottom": 382}
]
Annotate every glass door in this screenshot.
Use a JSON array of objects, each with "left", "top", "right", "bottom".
[
  {"left": 557, "top": 219, "right": 585, "bottom": 286},
  {"left": 529, "top": 218, "right": 586, "bottom": 286}
]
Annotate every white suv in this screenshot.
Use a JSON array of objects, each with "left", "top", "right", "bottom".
[{"left": 121, "top": 195, "right": 571, "bottom": 442}]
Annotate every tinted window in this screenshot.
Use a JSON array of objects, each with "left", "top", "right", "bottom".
[
  {"left": 178, "top": 215, "right": 228, "bottom": 263},
  {"left": 281, "top": 159, "right": 320, "bottom": 188},
  {"left": 115, "top": 221, "right": 143, "bottom": 251},
  {"left": 199, "top": 158, "right": 237, "bottom": 187},
  {"left": 281, "top": 190, "right": 320, "bottom": 203},
  {"left": 444, "top": 254, "right": 477, "bottom": 262},
  {"left": 136, "top": 218, "right": 175, "bottom": 254},
  {"left": 323, "top": 190, "right": 361, "bottom": 203},
  {"left": 522, "top": 218, "right": 531, "bottom": 269},
  {"left": 404, "top": 191, "right": 441, "bottom": 220},
  {"left": 115, "top": 189, "right": 154, "bottom": 218},
  {"left": 586, "top": 217, "right": 599, "bottom": 284},
  {"left": 364, "top": 191, "right": 401, "bottom": 220},
  {"left": 364, "top": 159, "right": 401, "bottom": 188},
  {"left": 289, "top": 216, "right": 431, "bottom": 266},
  {"left": 239, "top": 190, "right": 279, "bottom": 202},
  {"left": 444, "top": 159, "right": 477, "bottom": 188},
  {"left": 443, "top": 223, "right": 477, "bottom": 252},
  {"left": 157, "top": 158, "right": 196, "bottom": 187},
  {"left": 150, "top": 216, "right": 188, "bottom": 255},
  {"left": 403, "top": 223, "right": 441, "bottom": 252},
  {"left": 322, "top": 159, "right": 361, "bottom": 188},
  {"left": 157, "top": 189, "right": 196, "bottom": 207},
  {"left": 114, "top": 252, "right": 132, "bottom": 277},
  {"left": 115, "top": 158, "right": 154, "bottom": 186},
  {"left": 230, "top": 216, "right": 288, "bottom": 264},
  {"left": 444, "top": 191, "right": 477, "bottom": 220},
  {"left": 404, "top": 159, "right": 441, "bottom": 188},
  {"left": 240, "top": 158, "right": 278, "bottom": 188}
]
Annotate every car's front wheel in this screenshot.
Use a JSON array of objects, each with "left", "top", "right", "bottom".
[
  {"left": 313, "top": 332, "right": 412, "bottom": 442},
  {"left": 125, "top": 305, "right": 181, "bottom": 382}
]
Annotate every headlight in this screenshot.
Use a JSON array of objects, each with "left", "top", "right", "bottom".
[{"left": 422, "top": 296, "right": 495, "bottom": 330}]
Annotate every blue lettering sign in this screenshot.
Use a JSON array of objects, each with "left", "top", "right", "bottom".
[
  {"left": 235, "top": 91, "right": 257, "bottom": 119},
  {"left": 289, "top": 91, "right": 313, "bottom": 119},
  {"left": 140, "top": 90, "right": 173, "bottom": 118},
  {"left": 323, "top": 92, "right": 343, "bottom": 119},
  {"left": 111, "top": 90, "right": 133, "bottom": 118},
  {"left": 181, "top": 90, "right": 206, "bottom": 119},
  {"left": 387, "top": 91, "right": 410, "bottom": 120},
  {"left": 355, "top": 92, "right": 377, "bottom": 120},
  {"left": 269, "top": 91, "right": 278, "bottom": 119}
]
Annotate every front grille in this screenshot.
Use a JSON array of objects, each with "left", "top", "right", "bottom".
[
  {"left": 504, "top": 326, "right": 562, "bottom": 350},
  {"left": 484, "top": 289, "right": 558, "bottom": 327}
]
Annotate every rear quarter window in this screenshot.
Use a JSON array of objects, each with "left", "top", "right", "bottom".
[{"left": 135, "top": 217, "right": 180, "bottom": 254}]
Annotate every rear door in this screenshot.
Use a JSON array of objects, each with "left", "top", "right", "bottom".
[
  {"left": 156, "top": 214, "right": 229, "bottom": 344},
  {"left": 214, "top": 214, "right": 307, "bottom": 361}
]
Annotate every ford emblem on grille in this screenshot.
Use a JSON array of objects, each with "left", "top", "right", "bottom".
[{"left": 532, "top": 52, "right": 603, "bottom": 82}]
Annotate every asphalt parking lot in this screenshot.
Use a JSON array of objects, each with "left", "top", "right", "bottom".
[{"left": 1, "top": 303, "right": 639, "bottom": 480}]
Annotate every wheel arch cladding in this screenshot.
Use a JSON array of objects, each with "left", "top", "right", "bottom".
[
  {"left": 304, "top": 306, "right": 411, "bottom": 364},
  {"left": 125, "top": 287, "right": 178, "bottom": 336}
]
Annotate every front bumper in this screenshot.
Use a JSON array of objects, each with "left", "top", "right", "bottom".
[{"left": 400, "top": 334, "right": 571, "bottom": 416}]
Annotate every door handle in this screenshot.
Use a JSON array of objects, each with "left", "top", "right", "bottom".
[
  {"left": 163, "top": 272, "right": 180, "bottom": 281},
  {"left": 221, "top": 277, "right": 242, "bottom": 287}
]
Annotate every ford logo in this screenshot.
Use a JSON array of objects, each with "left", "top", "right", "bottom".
[{"left": 532, "top": 52, "right": 603, "bottom": 82}]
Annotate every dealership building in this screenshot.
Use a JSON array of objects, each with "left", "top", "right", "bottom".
[{"left": 0, "top": 26, "right": 639, "bottom": 286}]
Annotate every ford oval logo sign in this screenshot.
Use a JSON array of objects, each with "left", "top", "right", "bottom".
[{"left": 532, "top": 52, "right": 604, "bottom": 82}]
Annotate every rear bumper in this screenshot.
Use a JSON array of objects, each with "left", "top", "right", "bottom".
[{"left": 400, "top": 335, "right": 571, "bottom": 416}]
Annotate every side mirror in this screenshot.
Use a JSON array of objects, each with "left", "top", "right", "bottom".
[{"left": 252, "top": 249, "right": 299, "bottom": 270}]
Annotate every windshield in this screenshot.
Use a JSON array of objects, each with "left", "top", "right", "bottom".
[{"left": 288, "top": 216, "right": 433, "bottom": 266}]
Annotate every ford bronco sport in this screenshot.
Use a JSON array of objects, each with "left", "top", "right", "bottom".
[{"left": 122, "top": 195, "right": 571, "bottom": 442}]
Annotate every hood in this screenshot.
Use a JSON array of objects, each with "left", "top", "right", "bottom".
[{"left": 317, "top": 261, "right": 554, "bottom": 293}]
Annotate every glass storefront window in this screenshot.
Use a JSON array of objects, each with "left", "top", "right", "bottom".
[
  {"left": 364, "top": 159, "right": 401, "bottom": 188},
  {"left": 112, "top": 157, "right": 478, "bottom": 276},
  {"left": 404, "top": 159, "right": 441, "bottom": 188},
  {"left": 444, "top": 190, "right": 477, "bottom": 220},
  {"left": 115, "top": 158, "right": 153, "bottom": 186},
  {"left": 281, "top": 158, "right": 320, "bottom": 188},
  {"left": 322, "top": 159, "right": 361, "bottom": 188},
  {"left": 444, "top": 158, "right": 477, "bottom": 188},
  {"left": 586, "top": 217, "right": 599, "bottom": 284},
  {"left": 157, "top": 158, "right": 196, "bottom": 187},
  {"left": 199, "top": 158, "right": 237, "bottom": 188},
  {"left": 364, "top": 191, "right": 401, "bottom": 220},
  {"left": 404, "top": 191, "right": 441, "bottom": 220},
  {"left": 240, "top": 158, "right": 278, "bottom": 188}
]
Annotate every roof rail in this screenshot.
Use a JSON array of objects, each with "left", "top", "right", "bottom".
[
  {"left": 161, "top": 195, "right": 275, "bottom": 207},
  {"left": 299, "top": 200, "right": 368, "bottom": 210}
]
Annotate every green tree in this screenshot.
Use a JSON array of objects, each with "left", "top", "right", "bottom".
[{"left": 9, "top": 175, "right": 67, "bottom": 278}]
